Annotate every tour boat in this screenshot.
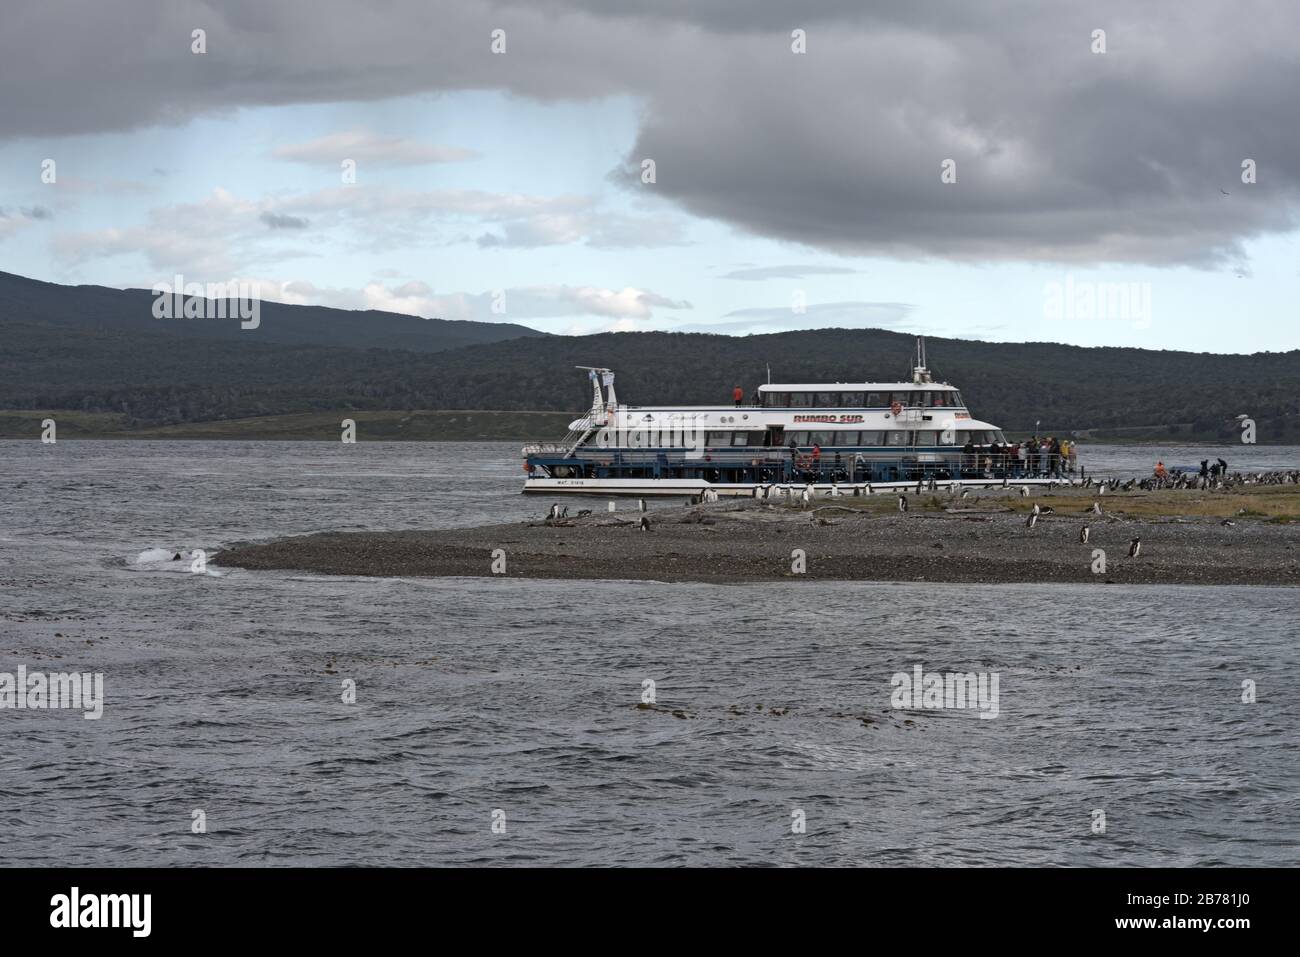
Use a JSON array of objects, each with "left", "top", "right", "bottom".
[{"left": 521, "top": 339, "right": 1074, "bottom": 496}]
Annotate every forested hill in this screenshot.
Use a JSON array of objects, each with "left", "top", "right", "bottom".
[
  {"left": 0, "top": 270, "right": 545, "bottom": 352},
  {"left": 2, "top": 272, "right": 1298, "bottom": 441},
  {"left": 386, "top": 329, "right": 1300, "bottom": 441}
]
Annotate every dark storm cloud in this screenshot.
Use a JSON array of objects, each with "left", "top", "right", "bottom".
[
  {"left": 259, "top": 211, "right": 309, "bottom": 230},
  {"left": 3, "top": 1, "right": 1298, "bottom": 265}
]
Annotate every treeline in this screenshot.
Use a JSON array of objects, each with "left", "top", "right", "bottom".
[{"left": 4, "top": 310, "right": 1299, "bottom": 442}]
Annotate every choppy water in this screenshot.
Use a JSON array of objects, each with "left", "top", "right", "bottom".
[{"left": 1, "top": 440, "right": 1298, "bottom": 866}]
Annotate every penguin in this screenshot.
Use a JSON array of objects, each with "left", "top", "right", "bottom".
[
  {"left": 1020, "top": 486, "right": 1030, "bottom": 498},
  {"left": 547, "top": 503, "right": 560, "bottom": 520},
  {"left": 638, "top": 515, "right": 651, "bottom": 532},
  {"left": 898, "top": 494, "right": 908, "bottom": 513},
  {"left": 1039, "top": 505, "right": 1054, "bottom": 515},
  {"left": 961, "top": 489, "right": 971, "bottom": 500},
  {"left": 1220, "top": 519, "right": 1236, "bottom": 527},
  {"left": 1025, "top": 511, "right": 1038, "bottom": 529},
  {"left": 560, "top": 506, "right": 569, "bottom": 519},
  {"left": 1032, "top": 503, "right": 1041, "bottom": 516},
  {"left": 577, "top": 509, "right": 592, "bottom": 518},
  {"left": 638, "top": 498, "right": 648, "bottom": 513},
  {"left": 1079, "top": 525, "right": 1089, "bottom": 544},
  {"left": 1091, "top": 501, "right": 1102, "bottom": 516},
  {"left": 1128, "top": 537, "right": 1141, "bottom": 558}
]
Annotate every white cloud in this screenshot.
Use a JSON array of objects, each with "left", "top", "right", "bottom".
[
  {"left": 273, "top": 130, "right": 479, "bottom": 167},
  {"left": 227, "top": 279, "right": 690, "bottom": 322}
]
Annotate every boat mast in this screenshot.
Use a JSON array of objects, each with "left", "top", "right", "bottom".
[{"left": 911, "top": 336, "right": 932, "bottom": 384}]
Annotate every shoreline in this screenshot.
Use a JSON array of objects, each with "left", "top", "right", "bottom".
[{"left": 213, "top": 486, "right": 1300, "bottom": 587}]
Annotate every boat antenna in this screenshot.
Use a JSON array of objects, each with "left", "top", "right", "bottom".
[
  {"left": 911, "top": 336, "right": 932, "bottom": 384},
  {"left": 766, "top": 363, "right": 771, "bottom": 384}
]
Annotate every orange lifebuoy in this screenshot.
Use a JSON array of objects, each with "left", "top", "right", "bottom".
[{"left": 890, "top": 401, "right": 903, "bottom": 416}]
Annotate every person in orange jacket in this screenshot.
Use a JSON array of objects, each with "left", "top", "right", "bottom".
[
  {"left": 733, "top": 385, "right": 743, "bottom": 407},
  {"left": 1154, "top": 461, "right": 1168, "bottom": 479}
]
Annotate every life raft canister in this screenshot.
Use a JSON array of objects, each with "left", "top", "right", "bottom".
[{"left": 890, "top": 401, "right": 903, "bottom": 416}]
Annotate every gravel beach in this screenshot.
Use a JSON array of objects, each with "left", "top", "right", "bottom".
[{"left": 214, "top": 486, "right": 1300, "bottom": 586}]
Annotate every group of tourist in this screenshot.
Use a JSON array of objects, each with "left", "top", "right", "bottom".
[{"left": 961, "top": 436, "right": 1076, "bottom": 478}]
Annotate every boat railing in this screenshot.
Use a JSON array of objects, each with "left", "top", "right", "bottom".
[{"left": 525, "top": 445, "right": 1078, "bottom": 477}]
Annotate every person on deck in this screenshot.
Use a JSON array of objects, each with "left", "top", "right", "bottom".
[{"left": 733, "top": 386, "right": 743, "bottom": 407}]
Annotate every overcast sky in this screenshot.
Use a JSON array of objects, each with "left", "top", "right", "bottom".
[{"left": 1, "top": 0, "right": 1297, "bottom": 352}]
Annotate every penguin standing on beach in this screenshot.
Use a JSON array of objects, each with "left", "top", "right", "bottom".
[
  {"left": 638, "top": 498, "right": 647, "bottom": 513},
  {"left": 1079, "top": 526, "right": 1089, "bottom": 544},
  {"left": 638, "top": 515, "right": 651, "bottom": 532},
  {"left": 1025, "top": 510, "right": 1038, "bottom": 529},
  {"left": 1128, "top": 537, "right": 1141, "bottom": 558},
  {"left": 1020, "top": 486, "right": 1030, "bottom": 498},
  {"left": 1091, "top": 501, "right": 1102, "bottom": 516},
  {"left": 898, "top": 494, "right": 908, "bottom": 513},
  {"left": 547, "top": 503, "right": 560, "bottom": 520}
]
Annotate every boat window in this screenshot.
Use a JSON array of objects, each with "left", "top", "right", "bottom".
[
  {"left": 886, "top": 430, "right": 912, "bottom": 446},
  {"left": 915, "top": 430, "right": 937, "bottom": 445},
  {"left": 730, "top": 432, "right": 750, "bottom": 446},
  {"left": 814, "top": 392, "right": 838, "bottom": 407},
  {"left": 952, "top": 391, "right": 964, "bottom": 407},
  {"left": 931, "top": 392, "right": 949, "bottom": 407},
  {"left": 766, "top": 392, "right": 787, "bottom": 408},
  {"left": 787, "top": 392, "right": 812, "bottom": 407},
  {"left": 804, "top": 431, "right": 830, "bottom": 447},
  {"left": 865, "top": 392, "right": 886, "bottom": 407},
  {"left": 890, "top": 391, "right": 913, "bottom": 406},
  {"left": 840, "top": 392, "right": 864, "bottom": 407},
  {"left": 787, "top": 432, "right": 808, "bottom": 446},
  {"left": 858, "top": 430, "right": 883, "bottom": 445},
  {"left": 707, "top": 431, "right": 731, "bottom": 446}
]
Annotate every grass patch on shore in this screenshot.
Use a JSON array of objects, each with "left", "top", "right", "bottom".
[
  {"left": 763, "top": 483, "right": 1300, "bottom": 522},
  {"left": 0, "top": 409, "right": 575, "bottom": 441}
]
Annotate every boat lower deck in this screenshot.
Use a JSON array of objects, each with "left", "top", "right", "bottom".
[{"left": 522, "top": 476, "right": 1075, "bottom": 497}]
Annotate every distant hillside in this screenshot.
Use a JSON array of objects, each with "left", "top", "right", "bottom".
[
  {"left": 0, "top": 270, "right": 545, "bottom": 352},
  {"left": 2, "top": 270, "right": 1298, "bottom": 442}
]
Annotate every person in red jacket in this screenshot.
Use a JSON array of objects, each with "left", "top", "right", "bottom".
[{"left": 733, "top": 385, "right": 743, "bottom": 407}]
